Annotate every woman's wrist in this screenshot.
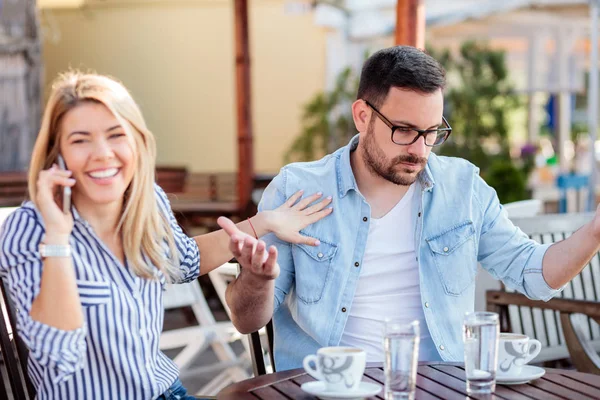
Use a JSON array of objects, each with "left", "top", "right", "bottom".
[
  {"left": 44, "top": 232, "right": 71, "bottom": 245},
  {"left": 249, "top": 212, "right": 273, "bottom": 238}
]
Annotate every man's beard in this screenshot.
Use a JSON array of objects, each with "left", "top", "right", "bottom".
[{"left": 362, "top": 117, "right": 428, "bottom": 186}]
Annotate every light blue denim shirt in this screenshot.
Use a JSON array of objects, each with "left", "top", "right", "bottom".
[{"left": 258, "top": 135, "right": 561, "bottom": 371}]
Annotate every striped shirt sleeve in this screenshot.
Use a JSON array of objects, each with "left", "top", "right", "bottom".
[
  {"left": 0, "top": 207, "right": 87, "bottom": 384},
  {"left": 155, "top": 184, "right": 201, "bottom": 283}
]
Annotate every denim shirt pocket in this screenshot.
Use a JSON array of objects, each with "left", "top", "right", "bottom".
[
  {"left": 426, "top": 221, "right": 477, "bottom": 296},
  {"left": 76, "top": 279, "right": 112, "bottom": 307},
  {"left": 292, "top": 239, "right": 337, "bottom": 304}
]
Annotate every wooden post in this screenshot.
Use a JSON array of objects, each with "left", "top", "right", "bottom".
[
  {"left": 234, "top": 0, "right": 253, "bottom": 213},
  {"left": 526, "top": 34, "right": 542, "bottom": 144},
  {"left": 395, "top": 0, "right": 425, "bottom": 48},
  {"left": 556, "top": 28, "right": 575, "bottom": 174}
]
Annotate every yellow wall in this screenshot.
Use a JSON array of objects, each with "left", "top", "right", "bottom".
[{"left": 39, "top": 0, "right": 326, "bottom": 173}]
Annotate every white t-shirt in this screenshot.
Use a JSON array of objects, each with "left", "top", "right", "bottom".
[{"left": 339, "top": 183, "right": 437, "bottom": 362}]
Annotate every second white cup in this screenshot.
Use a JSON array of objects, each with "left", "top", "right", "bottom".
[{"left": 497, "top": 333, "right": 542, "bottom": 376}]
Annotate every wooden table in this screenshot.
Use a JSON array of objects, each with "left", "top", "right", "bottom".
[
  {"left": 168, "top": 194, "right": 241, "bottom": 233},
  {"left": 217, "top": 362, "right": 600, "bottom": 400},
  {"left": 0, "top": 196, "right": 25, "bottom": 207}
]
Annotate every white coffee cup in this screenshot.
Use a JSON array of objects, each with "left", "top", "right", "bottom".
[
  {"left": 497, "top": 333, "right": 542, "bottom": 376},
  {"left": 303, "top": 347, "right": 366, "bottom": 393}
]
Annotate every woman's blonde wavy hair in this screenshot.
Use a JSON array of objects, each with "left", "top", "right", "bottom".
[{"left": 28, "top": 71, "right": 182, "bottom": 282}]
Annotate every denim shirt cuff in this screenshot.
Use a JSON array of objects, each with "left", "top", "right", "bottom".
[{"left": 523, "top": 243, "right": 565, "bottom": 301}]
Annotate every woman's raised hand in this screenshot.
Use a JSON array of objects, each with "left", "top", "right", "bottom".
[
  {"left": 265, "top": 190, "right": 333, "bottom": 246},
  {"left": 35, "top": 165, "right": 76, "bottom": 238}
]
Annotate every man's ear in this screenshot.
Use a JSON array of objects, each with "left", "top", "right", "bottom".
[{"left": 351, "top": 99, "right": 370, "bottom": 133}]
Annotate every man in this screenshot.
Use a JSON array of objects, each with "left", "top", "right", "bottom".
[{"left": 219, "top": 46, "right": 600, "bottom": 371}]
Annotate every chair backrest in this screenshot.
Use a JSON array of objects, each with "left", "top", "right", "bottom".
[
  {"left": 0, "top": 207, "right": 18, "bottom": 224},
  {"left": 503, "top": 199, "right": 542, "bottom": 219},
  {"left": 156, "top": 166, "right": 188, "bottom": 194},
  {"left": 206, "top": 262, "right": 276, "bottom": 376},
  {"left": 0, "top": 206, "right": 35, "bottom": 398},
  {"left": 507, "top": 212, "right": 599, "bottom": 362},
  {"left": 162, "top": 280, "right": 205, "bottom": 311},
  {"left": 249, "top": 320, "right": 275, "bottom": 376},
  {"left": 0, "top": 278, "right": 35, "bottom": 399}
]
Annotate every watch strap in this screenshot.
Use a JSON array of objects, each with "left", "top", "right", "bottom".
[{"left": 39, "top": 244, "right": 72, "bottom": 258}]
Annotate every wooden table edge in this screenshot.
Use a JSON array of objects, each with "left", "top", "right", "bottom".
[{"left": 217, "top": 362, "right": 600, "bottom": 399}]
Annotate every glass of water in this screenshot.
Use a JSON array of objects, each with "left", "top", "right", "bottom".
[
  {"left": 463, "top": 311, "right": 500, "bottom": 394},
  {"left": 383, "top": 319, "right": 420, "bottom": 400}
]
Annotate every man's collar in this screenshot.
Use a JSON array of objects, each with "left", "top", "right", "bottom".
[
  {"left": 336, "top": 134, "right": 436, "bottom": 197},
  {"left": 419, "top": 158, "right": 435, "bottom": 192},
  {"left": 337, "top": 134, "right": 360, "bottom": 198}
]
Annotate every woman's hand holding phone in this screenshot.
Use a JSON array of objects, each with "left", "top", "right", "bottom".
[
  {"left": 57, "top": 155, "right": 71, "bottom": 214},
  {"left": 36, "top": 160, "right": 76, "bottom": 242}
]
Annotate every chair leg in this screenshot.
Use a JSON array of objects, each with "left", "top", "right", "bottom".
[{"left": 560, "top": 313, "right": 600, "bottom": 374}]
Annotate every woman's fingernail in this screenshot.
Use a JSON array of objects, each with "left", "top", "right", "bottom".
[
  {"left": 317, "top": 192, "right": 323, "bottom": 196},
  {"left": 299, "top": 190, "right": 304, "bottom": 194},
  {"left": 326, "top": 196, "right": 332, "bottom": 200},
  {"left": 67, "top": 178, "right": 76, "bottom": 184},
  {"left": 314, "top": 239, "right": 321, "bottom": 246}
]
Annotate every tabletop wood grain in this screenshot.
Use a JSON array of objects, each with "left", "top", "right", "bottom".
[{"left": 217, "top": 362, "right": 600, "bottom": 400}]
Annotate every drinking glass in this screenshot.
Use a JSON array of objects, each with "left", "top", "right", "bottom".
[
  {"left": 383, "top": 319, "right": 420, "bottom": 400},
  {"left": 463, "top": 311, "right": 500, "bottom": 394}
]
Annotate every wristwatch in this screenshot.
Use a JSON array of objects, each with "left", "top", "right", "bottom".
[{"left": 39, "top": 244, "right": 72, "bottom": 258}]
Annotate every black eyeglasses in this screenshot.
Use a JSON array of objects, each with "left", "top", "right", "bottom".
[{"left": 364, "top": 100, "right": 452, "bottom": 147}]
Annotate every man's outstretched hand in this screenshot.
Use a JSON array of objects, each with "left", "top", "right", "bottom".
[{"left": 218, "top": 216, "right": 280, "bottom": 281}]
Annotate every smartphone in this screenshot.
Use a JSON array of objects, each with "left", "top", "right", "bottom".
[{"left": 57, "top": 155, "right": 71, "bottom": 214}]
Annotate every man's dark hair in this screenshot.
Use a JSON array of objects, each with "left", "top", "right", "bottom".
[{"left": 357, "top": 46, "right": 446, "bottom": 107}]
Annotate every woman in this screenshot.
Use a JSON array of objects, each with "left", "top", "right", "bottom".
[{"left": 0, "top": 72, "right": 332, "bottom": 399}]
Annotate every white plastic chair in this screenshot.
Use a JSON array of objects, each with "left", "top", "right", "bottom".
[
  {"left": 0, "top": 207, "right": 17, "bottom": 226},
  {"left": 502, "top": 199, "right": 543, "bottom": 219},
  {"left": 160, "top": 268, "right": 250, "bottom": 395},
  {"left": 208, "top": 263, "right": 274, "bottom": 375}
]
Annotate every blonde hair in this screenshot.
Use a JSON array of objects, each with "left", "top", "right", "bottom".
[{"left": 29, "top": 71, "right": 182, "bottom": 282}]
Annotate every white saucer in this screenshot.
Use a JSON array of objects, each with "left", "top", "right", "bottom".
[
  {"left": 497, "top": 365, "right": 545, "bottom": 385},
  {"left": 300, "top": 381, "right": 382, "bottom": 400}
]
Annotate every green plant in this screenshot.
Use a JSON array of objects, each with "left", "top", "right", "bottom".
[
  {"left": 284, "top": 67, "right": 360, "bottom": 163},
  {"left": 484, "top": 159, "right": 527, "bottom": 204},
  {"left": 430, "top": 42, "right": 527, "bottom": 202},
  {"left": 432, "top": 42, "right": 521, "bottom": 162}
]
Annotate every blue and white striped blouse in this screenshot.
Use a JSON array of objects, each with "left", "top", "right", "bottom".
[{"left": 0, "top": 185, "right": 200, "bottom": 399}]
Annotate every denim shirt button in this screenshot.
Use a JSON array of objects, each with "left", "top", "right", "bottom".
[
  {"left": 443, "top": 246, "right": 449, "bottom": 252},
  {"left": 439, "top": 345, "right": 445, "bottom": 351},
  {"left": 424, "top": 302, "right": 429, "bottom": 308},
  {"left": 363, "top": 217, "right": 368, "bottom": 222},
  {"left": 317, "top": 252, "right": 323, "bottom": 258},
  {"left": 354, "top": 262, "right": 359, "bottom": 267},
  {"left": 341, "top": 307, "right": 347, "bottom": 312}
]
